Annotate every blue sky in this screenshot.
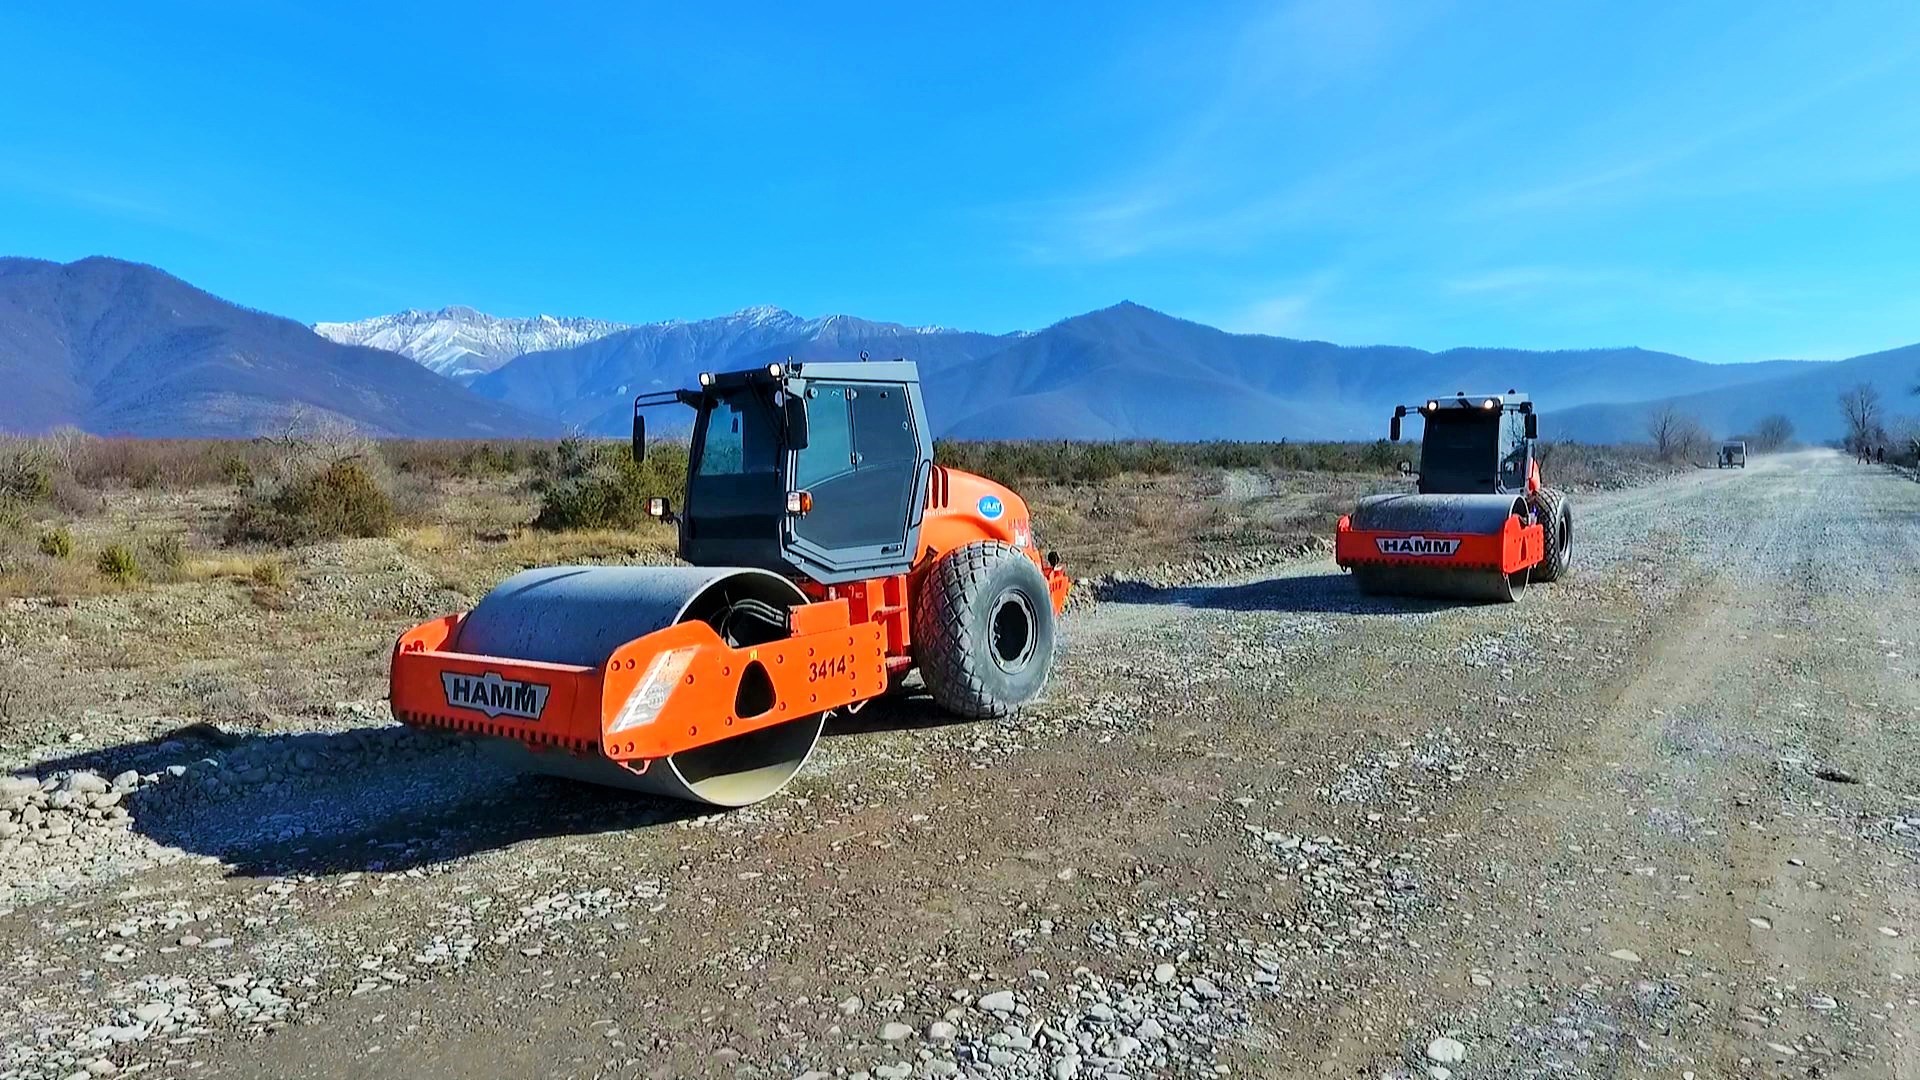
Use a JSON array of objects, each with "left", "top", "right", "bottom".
[{"left": 3, "top": 1, "right": 1917, "bottom": 362}]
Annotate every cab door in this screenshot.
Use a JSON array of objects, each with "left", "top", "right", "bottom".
[{"left": 787, "top": 380, "right": 922, "bottom": 579}]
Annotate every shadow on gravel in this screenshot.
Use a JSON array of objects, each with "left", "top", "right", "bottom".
[
  {"left": 821, "top": 690, "right": 974, "bottom": 739},
  {"left": 1103, "top": 570, "right": 1469, "bottom": 614},
  {"left": 26, "top": 724, "right": 703, "bottom": 879}
]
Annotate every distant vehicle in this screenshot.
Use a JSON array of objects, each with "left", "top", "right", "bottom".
[{"left": 1718, "top": 441, "right": 1747, "bottom": 469}]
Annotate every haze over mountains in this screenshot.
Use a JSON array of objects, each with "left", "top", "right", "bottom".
[{"left": 0, "top": 256, "right": 1910, "bottom": 443}]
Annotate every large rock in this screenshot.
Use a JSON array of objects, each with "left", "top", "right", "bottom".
[
  {"left": 977, "top": 990, "right": 1017, "bottom": 1013},
  {"left": 0, "top": 776, "right": 39, "bottom": 802},
  {"left": 65, "top": 772, "right": 110, "bottom": 795}
]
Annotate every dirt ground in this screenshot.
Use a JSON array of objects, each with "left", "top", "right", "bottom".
[{"left": 1, "top": 449, "right": 1914, "bottom": 1079}]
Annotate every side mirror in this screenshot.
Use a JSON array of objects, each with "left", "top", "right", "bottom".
[
  {"left": 784, "top": 394, "right": 810, "bottom": 451},
  {"left": 1397, "top": 461, "right": 1413, "bottom": 475},
  {"left": 1524, "top": 413, "right": 1539, "bottom": 440},
  {"left": 645, "top": 496, "right": 675, "bottom": 522},
  {"left": 631, "top": 413, "right": 646, "bottom": 464},
  {"left": 1389, "top": 415, "right": 1402, "bottom": 442}
]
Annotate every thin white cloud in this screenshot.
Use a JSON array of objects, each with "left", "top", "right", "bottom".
[
  {"left": 1008, "top": 0, "right": 1452, "bottom": 265},
  {"left": 1219, "top": 268, "right": 1351, "bottom": 337},
  {"left": 0, "top": 159, "right": 199, "bottom": 232},
  {"left": 1476, "top": 34, "right": 1920, "bottom": 217},
  {"left": 1440, "top": 263, "right": 1826, "bottom": 326},
  {"left": 1234, "top": 293, "right": 1316, "bottom": 336}
]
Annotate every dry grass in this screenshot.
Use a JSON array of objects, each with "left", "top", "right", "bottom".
[
  {"left": 395, "top": 521, "right": 677, "bottom": 596},
  {"left": 1025, "top": 467, "right": 1406, "bottom": 576},
  {"left": 0, "top": 434, "right": 1677, "bottom": 753},
  {"left": 0, "top": 434, "right": 1672, "bottom": 599}
]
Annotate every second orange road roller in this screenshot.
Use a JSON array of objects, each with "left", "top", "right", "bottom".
[
  {"left": 390, "top": 360, "right": 1069, "bottom": 807},
  {"left": 1335, "top": 391, "right": 1573, "bottom": 602}
]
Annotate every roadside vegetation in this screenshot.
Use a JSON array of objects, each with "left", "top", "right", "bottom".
[
  {"left": 1646, "top": 404, "right": 1801, "bottom": 463},
  {"left": 931, "top": 439, "right": 1403, "bottom": 483},
  {"left": 0, "top": 428, "right": 1686, "bottom": 599},
  {"left": 0, "top": 427, "right": 1692, "bottom": 738}
]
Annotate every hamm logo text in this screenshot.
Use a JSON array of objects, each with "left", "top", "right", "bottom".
[
  {"left": 1375, "top": 535, "right": 1460, "bottom": 556},
  {"left": 442, "top": 671, "right": 550, "bottom": 720}
]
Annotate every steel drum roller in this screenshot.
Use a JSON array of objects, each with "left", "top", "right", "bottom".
[
  {"left": 1348, "top": 494, "right": 1530, "bottom": 603},
  {"left": 454, "top": 565, "right": 825, "bottom": 806}
]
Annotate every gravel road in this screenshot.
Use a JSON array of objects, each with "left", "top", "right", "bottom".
[{"left": 2, "top": 449, "right": 1914, "bottom": 1080}]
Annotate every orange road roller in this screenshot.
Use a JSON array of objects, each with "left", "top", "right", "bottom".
[
  {"left": 390, "top": 361, "right": 1069, "bottom": 806},
  {"left": 1335, "top": 391, "right": 1573, "bottom": 602}
]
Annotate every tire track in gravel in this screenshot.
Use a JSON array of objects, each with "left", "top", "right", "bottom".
[{"left": 1293, "top": 450, "right": 1920, "bottom": 1079}]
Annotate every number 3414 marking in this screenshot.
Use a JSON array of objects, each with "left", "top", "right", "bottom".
[{"left": 807, "top": 654, "right": 852, "bottom": 682}]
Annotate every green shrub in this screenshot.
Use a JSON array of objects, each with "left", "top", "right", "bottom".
[
  {"left": 145, "top": 534, "right": 187, "bottom": 573},
  {"left": 220, "top": 455, "right": 254, "bottom": 488},
  {"left": 0, "top": 450, "right": 54, "bottom": 505},
  {"left": 37, "top": 527, "right": 73, "bottom": 559},
  {"left": 225, "top": 458, "right": 397, "bottom": 546},
  {"left": 250, "top": 558, "right": 287, "bottom": 588},
  {"left": 531, "top": 437, "right": 686, "bottom": 531},
  {"left": 96, "top": 544, "right": 139, "bottom": 583},
  {"left": 378, "top": 438, "right": 553, "bottom": 478}
]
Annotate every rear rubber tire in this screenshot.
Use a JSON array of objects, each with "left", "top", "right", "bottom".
[
  {"left": 1533, "top": 487, "right": 1573, "bottom": 583},
  {"left": 912, "top": 541, "right": 1057, "bottom": 719}
]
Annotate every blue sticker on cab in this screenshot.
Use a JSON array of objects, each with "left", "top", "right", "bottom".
[{"left": 977, "top": 495, "right": 1005, "bottom": 520}]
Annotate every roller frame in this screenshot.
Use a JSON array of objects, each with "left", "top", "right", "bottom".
[
  {"left": 1334, "top": 493, "right": 1545, "bottom": 603},
  {"left": 390, "top": 566, "right": 889, "bottom": 804}
]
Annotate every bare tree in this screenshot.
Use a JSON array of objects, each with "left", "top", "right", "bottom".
[
  {"left": 1838, "top": 383, "right": 1884, "bottom": 456},
  {"left": 1645, "top": 403, "right": 1706, "bottom": 461},
  {"left": 1886, "top": 415, "right": 1920, "bottom": 466},
  {"left": 1752, "top": 414, "right": 1794, "bottom": 452}
]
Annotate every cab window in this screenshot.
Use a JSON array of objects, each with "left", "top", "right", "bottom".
[
  {"left": 795, "top": 386, "right": 854, "bottom": 488},
  {"left": 695, "top": 392, "right": 778, "bottom": 476},
  {"left": 793, "top": 381, "right": 918, "bottom": 552},
  {"left": 1498, "top": 409, "right": 1528, "bottom": 490},
  {"left": 852, "top": 385, "right": 916, "bottom": 466}
]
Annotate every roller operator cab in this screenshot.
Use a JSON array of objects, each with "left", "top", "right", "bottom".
[
  {"left": 638, "top": 362, "right": 945, "bottom": 580},
  {"left": 389, "top": 359, "right": 1069, "bottom": 809},
  {"left": 1394, "top": 393, "right": 1539, "bottom": 497},
  {"left": 632, "top": 360, "right": 1064, "bottom": 593},
  {"left": 1334, "top": 392, "right": 1575, "bottom": 602}
]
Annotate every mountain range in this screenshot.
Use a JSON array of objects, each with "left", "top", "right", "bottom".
[
  {"left": 0, "top": 257, "right": 557, "bottom": 438},
  {"left": 314, "top": 306, "right": 631, "bottom": 381},
  {"left": 1, "top": 255, "right": 1911, "bottom": 443}
]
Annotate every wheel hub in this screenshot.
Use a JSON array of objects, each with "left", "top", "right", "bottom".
[{"left": 990, "top": 593, "right": 1037, "bottom": 674}]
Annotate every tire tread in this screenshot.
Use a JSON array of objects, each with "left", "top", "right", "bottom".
[{"left": 912, "top": 541, "right": 1054, "bottom": 719}]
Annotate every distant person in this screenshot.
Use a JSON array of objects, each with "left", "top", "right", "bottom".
[{"left": 1877, "top": 446, "right": 1886, "bottom": 464}]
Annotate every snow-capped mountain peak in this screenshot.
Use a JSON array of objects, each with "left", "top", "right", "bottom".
[
  {"left": 314, "top": 306, "right": 631, "bottom": 381},
  {"left": 732, "top": 304, "right": 801, "bottom": 326},
  {"left": 317, "top": 302, "right": 961, "bottom": 383}
]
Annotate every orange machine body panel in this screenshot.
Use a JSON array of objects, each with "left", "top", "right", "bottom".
[
  {"left": 391, "top": 597, "right": 886, "bottom": 762},
  {"left": 918, "top": 466, "right": 1071, "bottom": 613},
  {"left": 1334, "top": 511, "right": 1544, "bottom": 575}
]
